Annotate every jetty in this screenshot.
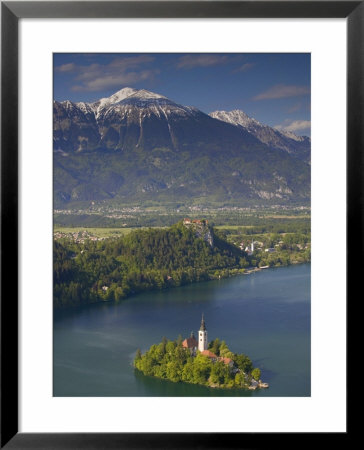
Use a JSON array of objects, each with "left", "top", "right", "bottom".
[{"left": 249, "top": 379, "right": 269, "bottom": 390}]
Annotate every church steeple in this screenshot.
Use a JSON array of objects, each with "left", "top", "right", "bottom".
[
  {"left": 198, "top": 314, "right": 208, "bottom": 352},
  {"left": 200, "top": 313, "right": 206, "bottom": 331}
]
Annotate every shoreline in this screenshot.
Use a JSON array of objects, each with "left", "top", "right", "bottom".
[
  {"left": 54, "top": 261, "right": 311, "bottom": 311},
  {"left": 134, "top": 369, "right": 269, "bottom": 392}
]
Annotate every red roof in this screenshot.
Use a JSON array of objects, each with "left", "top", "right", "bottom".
[
  {"left": 219, "top": 357, "right": 233, "bottom": 365},
  {"left": 201, "top": 350, "right": 217, "bottom": 358},
  {"left": 182, "top": 337, "right": 198, "bottom": 349}
]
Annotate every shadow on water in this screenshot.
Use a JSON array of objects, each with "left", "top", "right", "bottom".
[{"left": 54, "top": 301, "right": 114, "bottom": 323}]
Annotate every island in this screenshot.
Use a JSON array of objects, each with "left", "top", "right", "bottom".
[{"left": 134, "top": 314, "right": 268, "bottom": 390}]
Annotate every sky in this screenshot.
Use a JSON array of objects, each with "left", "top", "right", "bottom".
[{"left": 54, "top": 53, "right": 311, "bottom": 136}]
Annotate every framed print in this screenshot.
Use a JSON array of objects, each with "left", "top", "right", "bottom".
[{"left": 1, "top": 1, "right": 359, "bottom": 448}]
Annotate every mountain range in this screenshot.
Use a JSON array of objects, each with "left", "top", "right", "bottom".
[
  {"left": 209, "top": 110, "right": 310, "bottom": 163},
  {"left": 53, "top": 87, "right": 310, "bottom": 208}
]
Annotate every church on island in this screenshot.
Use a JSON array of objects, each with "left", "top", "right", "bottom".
[
  {"left": 134, "top": 313, "right": 269, "bottom": 390},
  {"left": 182, "top": 314, "right": 234, "bottom": 368}
]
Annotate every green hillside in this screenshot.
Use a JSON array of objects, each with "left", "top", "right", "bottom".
[{"left": 54, "top": 220, "right": 248, "bottom": 309}]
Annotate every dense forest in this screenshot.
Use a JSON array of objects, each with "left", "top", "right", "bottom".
[
  {"left": 54, "top": 220, "right": 310, "bottom": 309},
  {"left": 54, "top": 221, "right": 248, "bottom": 309},
  {"left": 134, "top": 337, "right": 261, "bottom": 389}
]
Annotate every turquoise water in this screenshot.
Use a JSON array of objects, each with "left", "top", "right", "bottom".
[{"left": 54, "top": 263, "right": 310, "bottom": 396}]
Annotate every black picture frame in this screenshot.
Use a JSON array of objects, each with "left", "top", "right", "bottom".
[{"left": 1, "top": 1, "right": 359, "bottom": 448}]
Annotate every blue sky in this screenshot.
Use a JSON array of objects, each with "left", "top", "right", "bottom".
[{"left": 54, "top": 53, "right": 311, "bottom": 136}]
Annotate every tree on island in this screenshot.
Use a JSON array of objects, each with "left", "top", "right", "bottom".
[
  {"left": 251, "top": 368, "right": 261, "bottom": 382},
  {"left": 233, "top": 353, "right": 253, "bottom": 373},
  {"left": 210, "top": 361, "right": 230, "bottom": 385},
  {"left": 208, "top": 337, "right": 221, "bottom": 355},
  {"left": 176, "top": 334, "right": 183, "bottom": 347},
  {"left": 135, "top": 348, "right": 142, "bottom": 362}
]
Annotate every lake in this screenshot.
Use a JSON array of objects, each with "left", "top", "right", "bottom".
[{"left": 54, "top": 263, "right": 310, "bottom": 397}]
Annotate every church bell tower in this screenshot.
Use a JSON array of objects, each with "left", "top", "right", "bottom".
[{"left": 198, "top": 314, "right": 208, "bottom": 352}]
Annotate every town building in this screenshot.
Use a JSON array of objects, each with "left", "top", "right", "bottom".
[
  {"left": 200, "top": 350, "right": 234, "bottom": 368},
  {"left": 182, "top": 332, "right": 198, "bottom": 355},
  {"left": 201, "top": 349, "right": 217, "bottom": 361}
]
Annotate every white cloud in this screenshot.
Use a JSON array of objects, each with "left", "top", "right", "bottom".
[
  {"left": 72, "top": 70, "right": 158, "bottom": 92},
  {"left": 233, "top": 62, "right": 255, "bottom": 73},
  {"left": 56, "top": 55, "right": 158, "bottom": 92},
  {"left": 275, "top": 119, "right": 311, "bottom": 133},
  {"left": 56, "top": 63, "right": 77, "bottom": 73},
  {"left": 253, "top": 84, "right": 310, "bottom": 101}
]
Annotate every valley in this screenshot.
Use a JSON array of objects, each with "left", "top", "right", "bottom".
[{"left": 54, "top": 204, "right": 310, "bottom": 228}]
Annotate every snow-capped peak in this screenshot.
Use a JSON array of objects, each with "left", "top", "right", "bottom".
[
  {"left": 62, "top": 99, "right": 75, "bottom": 109},
  {"left": 97, "top": 87, "right": 166, "bottom": 107},
  {"left": 210, "top": 109, "right": 260, "bottom": 128},
  {"left": 210, "top": 109, "right": 309, "bottom": 143},
  {"left": 275, "top": 129, "right": 307, "bottom": 142},
  {"left": 126, "top": 89, "right": 167, "bottom": 101},
  {"left": 107, "top": 87, "right": 138, "bottom": 104},
  {"left": 91, "top": 87, "right": 170, "bottom": 117},
  {"left": 93, "top": 87, "right": 138, "bottom": 113}
]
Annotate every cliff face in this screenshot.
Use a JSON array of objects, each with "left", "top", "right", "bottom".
[{"left": 182, "top": 219, "right": 213, "bottom": 247}]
